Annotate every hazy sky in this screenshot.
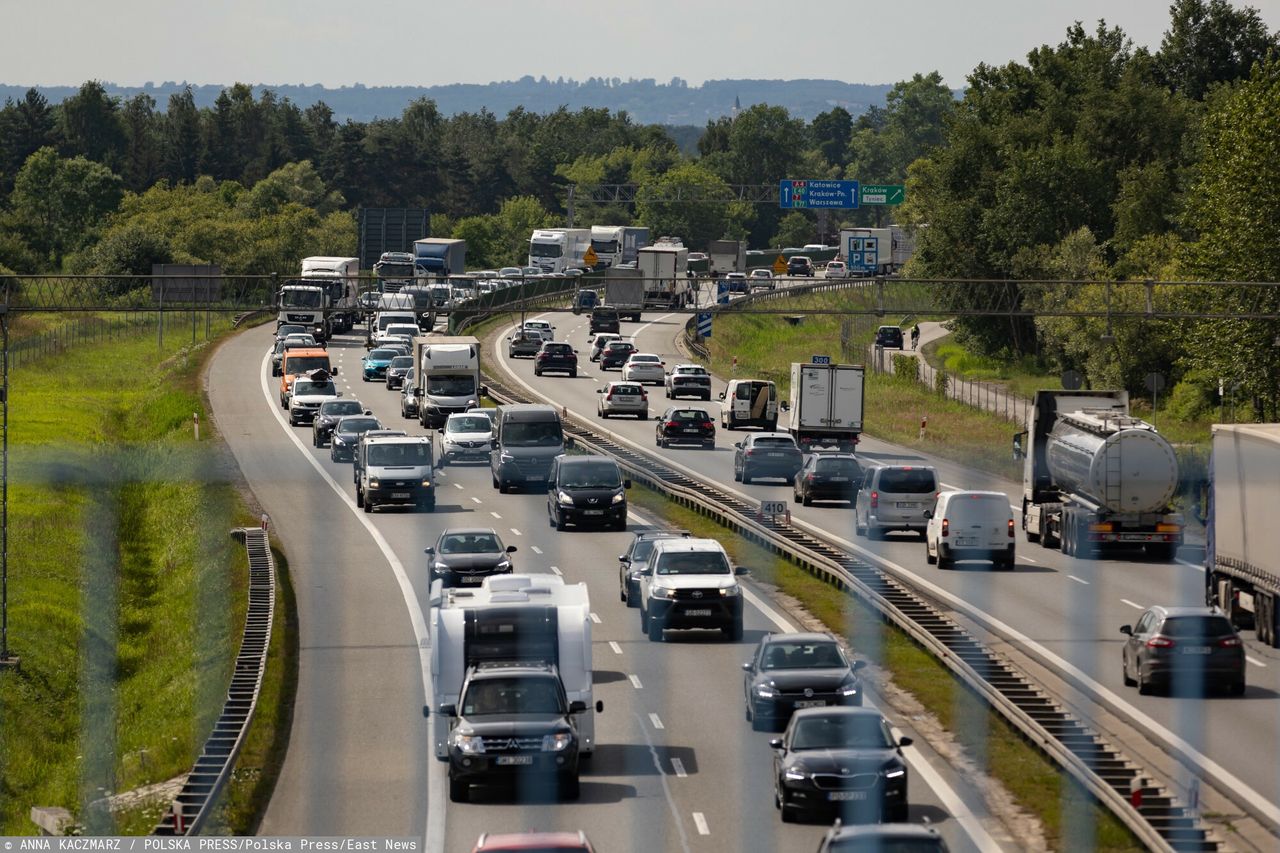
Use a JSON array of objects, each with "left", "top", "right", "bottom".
[{"left": 5, "top": 0, "right": 1279, "bottom": 89}]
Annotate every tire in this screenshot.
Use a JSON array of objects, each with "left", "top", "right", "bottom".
[
  {"left": 640, "top": 606, "right": 649, "bottom": 633},
  {"left": 419, "top": 499, "right": 436, "bottom": 512},
  {"left": 751, "top": 714, "right": 769, "bottom": 733},
  {"left": 793, "top": 491, "right": 802, "bottom": 504},
  {"left": 665, "top": 388, "right": 671, "bottom": 398},
  {"left": 534, "top": 369, "right": 542, "bottom": 376},
  {"left": 363, "top": 496, "right": 373, "bottom": 513},
  {"left": 937, "top": 555, "right": 952, "bottom": 571},
  {"left": 312, "top": 432, "right": 319, "bottom": 447},
  {"left": 601, "top": 410, "right": 609, "bottom": 419},
  {"left": 1122, "top": 657, "right": 1136, "bottom": 687},
  {"left": 492, "top": 470, "right": 500, "bottom": 489},
  {"left": 801, "top": 494, "right": 813, "bottom": 507},
  {"left": 926, "top": 543, "right": 937, "bottom": 565},
  {"left": 570, "top": 369, "right": 577, "bottom": 378},
  {"left": 1137, "top": 668, "right": 1153, "bottom": 695},
  {"left": 554, "top": 509, "right": 566, "bottom": 531},
  {"left": 766, "top": 420, "right": 778, "bottom": 431},
  {"left": 639, "top": 412, "right": 648, "bottom": 421},
  {"left": 614, "top": 516, "right": 627, "bottom": 532},
  {"left": 356, "top": 488, "right": 364, "bottom": 508},
  {"left": 724, "top": 618, "right": 743, "bottom": 642},
  {"left": 448, "top": 777, "right": 469, "bottom": 803},
  {"left": 657, "top": 436, "right": 665, "bottom": 448},
  {"left": 560, "top": 772, "right": 580, "bottom": 801},
  {"left": 855, "top": 518, "right": 866, "bottom": 537},
  {"left": 742, "top": 468, "right": 752, "bottom": 485},
  {"left": 648, "top": 617, "right": 664, "bottom": 642},
  {"left": 1229, "top": 680, "right": 1246, "bottom": 697}
]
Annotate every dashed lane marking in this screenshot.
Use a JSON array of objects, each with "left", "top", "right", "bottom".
[
  {"left": 531, "top": 545, "right": 543, "bottom": 554},
  {"left": 1068, "top": 575, "right": 1089, "bottom": 585},
  {"left": 670, "top": 758, "right": 687, "bottom": 778},
  {"left": 550, "top": 566, "right": 562, "bottom": 576},
  {"left": 1121, "top": 598, "right": 1144, "bottom": 610},
  {"left": 490, "top": 511, "right": 502, "bottom": 519},
  {"left": 629, "top": 674, "right": 643, "bottom": 689},
  {"left": 471, "top": 497, "right": 482, "bottom": 504},
  {"left": 589, "top": 612, "right": 601, "bottom": 624},
  {"left": 609, "top": 641, "right": 623, "bottom": 655},
  {"left": 510, "top": 528, "right": 522, "bottom": 536},
  {"left": 692, "top": 813, "right": 709, "bottom": 835},
  {"left": 649, "top": 713, "right": 664, "bottom": 730}
]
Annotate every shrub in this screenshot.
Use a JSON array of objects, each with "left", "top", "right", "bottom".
[{"left": 1164, "top": 371, "right": 1216, "bottom": 422}]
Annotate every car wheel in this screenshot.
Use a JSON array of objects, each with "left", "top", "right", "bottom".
[
  {"left": 640, "top": 606, "right": 649, "bottom": 633},
  {"left": 601, "top": 410, "right": 609, "bottom": 418},
  {"left": 418, "top": 498, "right": 435, "bottom": 512},
  {"left": 665, "top": 388, "right": 671, "bottom": 398},
  {"left": 312, "top": 432, "right": 319, "bottom": 447},
  {"left": 363, "top": 496, "right": 373, "bottom": 513},
  {"left": 742, "top": 467, "right": 752, "bottom": 485},
  {"left": 1122, "top": 655, "right": 1136, "bottom": 687},
  {"left": 733, "top": 465, "right": 742, "bottom": 482},
  {"left": 724, "top": 618, "right": 743, "bottom": 642},
  {"left": 926, "top": 541, "right": 937, "bottom": 565},
  {"left": 355, "top": 488, "right": 363, "bottom": 508},
  {"left": 801, "top": 493, "right": 812, "bottom": 507},
  {"left": 614, "top": 516, "right": 627, "bottom": 532},
  {"left": 534, "top": 369, "right": 542, "bottom": 376},
  {"left": 751, "top": 714, "right": 769, "bottom": 733},
  {"left": 554, "top": 509, "right": 566, "bottom": 531},
  {"left": 937, "top": 555, "right": 952, "bottom": 570},
  {"left": 648, "top": 617, "right": 664, "bottom": 642},
  {"left": 639, "top": 411, "right": 648, "bottom": 421},
  {"left": 1229, "top": 680, "right": 1246, "bottom": 696},
  {"left": 492, "top": 470, "right": 499, "bottom": 489},
  {"left": 570, "top": 369, "right": 577, "bottom": 378},
  {"left": 448, "top": 777, "right": 469, "bottom": 803},
  {"left": 1137, "top": 667, "right": 1153, "bottom": 695},
  {"left": 559, "top": 772, "right": 580, "bottom": 801},
  {"left": 793, "top": 490, "right": 802, "bottom": 504}
]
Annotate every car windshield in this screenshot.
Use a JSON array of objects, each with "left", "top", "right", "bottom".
[
  {"left": 337, "top": 417, "right": 380, "bottom": 434},
  {"left": 1160, "top": 616, "right": 1235, "bottom": 637},
  {"left": 387, "top": 325, "right": 418, "bottom": 337},
  {"left": 525, "top": 322, "right": 551, "bottom": 331},
  {"left": 321, "top": 400, "right": 362, "bottom": 416},
  {"left": 791, "top": 715, "right": 893, "bottom": 750},
  {"left": 447, "top": 416, "right": 492, "bottom": 433},
  {"left": 461, "top": 676, "right": 563, "bottom": 716},
  {"left": 676, "top": 367, "right": 707, "bottom": 376},
  {"left": 671, "top": 409, "right": 709, "bottom": 421},
  {"left": 367, "top": 349, "right": 396, "bottom": 360},
  {"left": 284, "top": 356, "right": 330, "bottom": 375},
  {"left": 611, "top": 385, "right": 642, "bottom": 395},
  {"left": 655, "top": 551, "right": 731, "bottom": 575},
  {"left": 816, "top": 459, "right": 860, "bottom": 476},
  {"left": 427, "top": 376, "right": 476, "bottom": 396},
  {"left": 754, "top": 437, "right": 797, "bottom": 449},
  {"left": 879, "top": 469, "right": 937, "bottom": 493},
  {"left": 608, "top": 344, "right": 634, "bottom": 353},
  {"left": 375, "top": 262, "right": 414, "bottom": 279},
  {"left": 544, "top": 344, "right": 572, "bottom": 353},
  {"left": 560, "top": 461, "right": 621, "bottom": 489},
  {"left": 281, "top": 289, "right": 323, "bottom": 308},
  {"left": 529, "top": 242, "right": 563, "bottom": 259},
  {"left": 292, "top": 381, "right": 337, "bottom": 396},
  {"left": 594, "top": 310, "right": 617, "bottom": 319},
  {"left": 630, "top": 355, "right": 659, "bottom": 363},
  {"left": 367, "top": 443, "right": 431, "bottom": 466},
  {"left": 389, "top": 357, "right": 413, "bottom": 368},
  {"left": 503, "top": 421, "right": 562, "bottom": 447},
  {"left": 762, "top": 642, "right": 846, "bottom": 670},
  {"left": 825, "top": 839, "right": 942, "bottom": 853},
  {"left": 277, "top": 325, "right": 305, "bottom": 336},
  {"left": 439, "top": 533, "right": 501, "bottom": 554}
]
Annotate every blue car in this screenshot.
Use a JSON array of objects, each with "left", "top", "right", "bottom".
[{"left": 362, "top": 347, "right": 398, "bottom": 381}]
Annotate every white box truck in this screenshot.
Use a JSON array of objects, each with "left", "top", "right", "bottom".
[
  {"left": 787, "top": 362, "right": 866, "bottom": 451},
  {"left": 637, "top": 244, "right": 692, "bottom": 310},
  {"left": 603, "top": 269, "right": 645, "bottom": 322},
  {"left": 428, "top": 574, "right": 598, "bottom": 759},
  {"left": 413, "top": 335, "right": 484, "bottom": 428},
  {"left": 529, "top": 228, "right": 591, "bottom": 274},
  {"left": 708, "top": 240, "right": 747, "bottom": 276}
]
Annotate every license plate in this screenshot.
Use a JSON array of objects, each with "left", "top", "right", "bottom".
[
  {"left": 526, "top": 475, "right": 542, "bottom": 481},
  {"left": 496, "top": 755, "right": 534, "bottom": 766},
  {"left": 829, "top": 477, "right": 848, "bottom": 482},
  {"left": 767, "top": 452, "right": 784, "bottom": 457},
  {"left": 584, "top": 509, "right": 604, "bottom": 516},
  {"left": 684, "top": 608, "right": 712, "bottom": 616},
  {"left": 896, "top": 501, "right": 916, "bottom": 508},
  {"left": 460, "top": 575, "right": 483, "bottom": 584},
  {"left": 1183, "top": 646, "right": 1211, "bottom": 655},
  {"left": 828, "top": 791, "right": 867, "bottom": 801},
  {"left": 683, "top": 429, "right": 701, "bottom": 433},
  {"left": 392, "top": 492, "right": 411, "bottom": 499},
  {"left": 955, "top": 537, "right": 977, "bottom": 547},
  {"left": 794, "top": 700, "right": 826, "bottom": 708}
]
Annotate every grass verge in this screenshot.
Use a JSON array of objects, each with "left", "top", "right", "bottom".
[{"left": 626, "top": 484, "right": 1142, "bottom": 852}]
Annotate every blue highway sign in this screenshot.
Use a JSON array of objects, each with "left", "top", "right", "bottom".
[
  {"left": 697, "top": 312, "right": 713, "bottom": 338},
  {"left": 779, "top": 179, "right": 860, "bottom": 210}
]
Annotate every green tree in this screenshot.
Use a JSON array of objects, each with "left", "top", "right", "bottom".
[
  {"left": 238, "top": 160, "right": 345, "bottom": 217},
  {"left": 0, "top": 88, "right": 60, "bottom": 197},
  {"left": 635, "top": 163, "right": 731, "bottom": 246},
  {"left": 1157, "top": 0, "right": 1278, "bottom": 99},
  {"left": 59, "top": 80, "right": 125, "bottom": 169},
  {"left": 9, "top": 147, "right": 123, "bottom": 266},
  {"left": 770, "top": 212, "right": 816, "bottom": 249},
  {"left": 162, "top": 87, "right": 203, "bottom": 185},
  {"left": 810, "top": 107, "right": 853, "bottom": 167},
  {"left": 120, "top": 93, "right": 162, "bottom": 191}
]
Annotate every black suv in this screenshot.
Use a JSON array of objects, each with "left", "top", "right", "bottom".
[
  {"left": 534, "top": 342, "right": 579, "bottom": 377},
  {"left": 311, "top": 399, "right": 367, "bottom": 447},
  {"left": 787, "top": 256, "right": 814, "bottom": 277},
  {"left": 656, "top": 407, "right": 716, "bottom": 449},
  {"left": 547, "top": 454, "right": 631, "bottom": 531},
  {"left": 875, "top": 325, "right": 904, "bottom": 349},
  {"left": 794, "top": 453, "right": 862, "bottom": 506},
  {"left": 599, "top": 340, "right": 637, "bottom": 370},
  {"left": 440, "top": 662, "right": 596, "bottom": 803},
  {"left": 589, "top": 308, "right": 620, "bottom": 334}
]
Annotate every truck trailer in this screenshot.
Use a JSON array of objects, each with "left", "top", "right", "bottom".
[
  {"left": 428, "top": 574, "right": 597, "bottom": 760},
  {"left": 787, "top": 363, "right": 865, "bottom": 451},
  {"left": 1206, "top": 424, "right": 1280, "bottom": 646},
  {"left": 637, "top": 244, "right": 692, "bottom": 310},
  {"left": 529, "top": 228, "right": 590, "bottom": 274},
  {"left": 414, "top": 335, "right": 484, "bottom": 428},
  {"left": 708, "top": 240, "right": 747, "bottom": 277},
  {"left": 603, "top": 269, "right": 645, "bottom": 322},
  {"left": 413, "top": 238, "right": 467, "bottom": 277},
  {"left": 1015, "top": 390, "right": 1183, "bottom": 559}
]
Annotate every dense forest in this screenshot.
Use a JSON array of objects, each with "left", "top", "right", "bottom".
[{"left": 1, "top": 0, "right": 1277, "bottom": 412}]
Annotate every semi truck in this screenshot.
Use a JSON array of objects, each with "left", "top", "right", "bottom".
[
  {"left": 414, "top": 335, "right": 484, "bottom": 428},
  {"left": 786, "top": 362, "right": 866, "bottom": 451},
  {"left": 1205, "top": 424, "right": 1280, "bottom": 646},
  {"left": 1014, "top": 390, "right": 1183, "bottom": 559},
  {"left": 298, "top": 256, "right": 360, "bottom": 336},
  {"left": 589, "top": 225, "right": 650, "bottom": 269},
  {"left": 529, "top": 228, "right": 591, "bottom": 274},
  {"left": 427, "top": 573, "right": 598, "bottom": 760},
  {"left": 708, "top": 240, "right": 747, "bottom": 276},
  {"left": 413, "top": 238, "right": 467, "bottom": 277},
  {"left": 637, "top": 244, "right": 692, "bottom": 310},
  {"left": 374, "top": 251, "right": 416, "bottom": 293},
  {"left": 838, "top": 227, "right": 915, "bottom": 276},
  {"left": 603, "top": 270, "right": 645, "bottom": 322}
]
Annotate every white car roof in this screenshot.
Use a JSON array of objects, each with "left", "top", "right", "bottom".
[
  {"left": 629, "top": 353, "right": 661, "bottom": 360},
  {"left": 650, "top": 537, "right": 728, "bottom": 555}
]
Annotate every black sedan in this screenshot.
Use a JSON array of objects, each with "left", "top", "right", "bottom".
[
  {"left": 599, "top": 340, "right": 637, "bottom": 370},
  {"left": 311, "top": 399, "right": 368, "bottom": 447},
  {"left": 425, "top": 527, "right": 516, "bottom": 588},
  {"left": 385, "top": 356, "right": 413, "bottom": 389},
  {"left": 328, "top": 415, "right": 383, "bottom": 462},
  {"left": 794, "top": 453, "right": 862, "bottom": 506},
  {"left": 743, "top": 633, "right": 866, "bottom": 731},
  {"left": 771, "top": 707, "right": 911, "bottom": 824},
  {"left": 655, "top": 407, "right": 716, "bottom": 449}
]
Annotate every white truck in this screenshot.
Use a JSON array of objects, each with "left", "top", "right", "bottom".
[
  {"left": 787, "top": 362, "right": 866, "bottom": 452},
  {"left": 414, "top": 335, "right": 484, "bottom": 428},
  {"left": 300, "top": 256, "right": 360, "bottom": 335},
  {"left": 374, "top": 251, "right": 416, "bottom": 294},
  {"left": 708, "top": 240, "right": 747, "bottom": 277},
  {"left": 838, "top": 227, "right": 914, "bottom": 276},
  {"left": 428, "top": 574, "right": 598, "bottom": 760},
  {"left": 637, "top": 244, "right": 692, "bottom": 310},
  {"left": 277, "top": 281, "right": 328, "bottom": 341},
  {"left": 1014, "top": 390, "right": 1183, "bottom": 560},
  {"left": 1205, "top": 424, "right": 1280, "bottom": 646},
  {"left": 529, "top": 228, "right": 591, "bottom": 274},
  {"left": 589, "top": 225, "right": 650, "bottom": 269},
  {"left": 603, "top": 270, "right": 645, "bottom": 322}
]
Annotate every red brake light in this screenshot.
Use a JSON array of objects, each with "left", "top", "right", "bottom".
[
  {"left": 1008, "top": 518, "right": 1015, "bottom": 538},
  {"left": 745, "top": 449, "right": 755, "bottom": 456},
  {"left": 940, "top": 518, "right": 949, "bottom": 537},
  {"left": 870, "top": 490, "right": 879, "bottom": 508},
  {"left": 666, "top": 421, "right": 679, "bottom": 428},
  {"left": 1219, "top": 636, "right": 1242, "bottom": 648},
  {"left": 806, "top": 474, "right": 815, "bottom": 482},
  {"left": 703, "top": 422, "right": 714, "bottom": 429},
  {"left": 1147, "top": 636, "right": 1175, "bottom": 649},
  {"left": 606, "top": 391, "right": 614, "bottom": 400}
]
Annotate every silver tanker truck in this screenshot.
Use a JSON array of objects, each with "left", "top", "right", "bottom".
[{"left": 1014, "top": 390, "right": 1183, "bottom": 560}]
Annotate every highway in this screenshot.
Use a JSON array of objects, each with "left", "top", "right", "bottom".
[
  {"left": 205, "top": 321, "right": 1011, "bottom": 851},
  {"left": 490, "top": 284, "right": 1280, "bottom": 839}
]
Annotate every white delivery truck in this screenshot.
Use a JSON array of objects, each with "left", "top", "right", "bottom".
[
  {"left": 637, "top": 244, "right": 692, "bottom": 310},
  {"left": 529, "top": 228, "right": 591, "bottom": 273},
  {"left": 603, "top": 269, "right": 645, "bottom": 322},
  {"left": 428, "top": 574, "right": 597, "bottom": 759},
  {"left": 414, "top": 335, "right": 483, "bottom": 428},
  {"left": 787, "top": 362, "right": 866, "bottom": 451},
  {"left": 708, "top": 240, "right": 747, "bottom": 277}
]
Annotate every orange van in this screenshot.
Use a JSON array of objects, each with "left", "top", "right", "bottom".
[{"left": 280, "top": 348, "right": 335, "bottom": 408}]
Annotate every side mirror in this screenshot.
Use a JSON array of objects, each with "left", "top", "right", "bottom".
[
  {"left": 569, "top": 700, "right": 587, "bottom": 714},
  {"left": 596, "top": 699, "right": 604, "bottom": 713},
  {"left": 1012, "top": 431, "right": 1026, "bottom": 461},
  {"left": 439, "top": 703, "right": 457, "bottom": 717},
  {"left": 336, "top": 391, "right": 344, "bottom": 397},
  {"left": 923, "top": 510, "right": 933, "bottom": 519},
  {"left": 768, "top": 738, "right": 784, "bottom": 751},
  {"left": 565, "top": 437, "right": 575, "bottom": 450},
  {"left": 624, "top": 480, "right": 632, "bottom": 489},
  {"left": 1120, "top": 625, "right": 1132, "bottom": 636},
  {"left": 424, "top": 546, "right": 436, "bottom": 555},
  {"left": 596, "top": 388, "right": 604, "bottom": 394},
  {"left": 718, "top": 392, "right": 726, "bottom": 400},
  {"left": 422, "top": 705, "right": 430, "bottom": 718},
  {"left": 619, "top": 555, "right": 630, "bottom": 563},
  {"left": 733, "top": 442, "right": 742, "bottom": 449},
  {"left": 364, "top": 409, "right": 373, "bottom": 415},
  {"left": 332, "top": 366, "right": 339, "bottom": 375},
  {"left": 898, "top": 736, "right": 913, "bottom": 748},
  {"left": 741, "top": 662, "right": 752, "bottom": 672},
  {"left": 853, "top": 660, "right": 868, "bottom": 672},
  {"left": 734, "top": 566, "right": 750, "bottom": 576},
  {"left": 780, "top": 401, "right": 790, "bottom": 412},
  {"left": 506, "top": 545, "right": 517, "bottom": 553}
]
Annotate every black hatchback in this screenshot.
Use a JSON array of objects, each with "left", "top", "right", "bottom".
[
  {"left": 600, "top": 340, "right": 637, "bottom": 370},
  {"left": 875, "top": 325, "right": 904, "bottom": 349},
  {"left": 535, "top": 342, "right": 579, "bottom": 377},
  {"left": 656, "top": 407, "right": 716, "bottom": 449},
  {"left": 794, "top": 453, "right": 862, "bottom": 506},
  {"left": 590, "top": 308, "right": 621, "bottom": 334}
]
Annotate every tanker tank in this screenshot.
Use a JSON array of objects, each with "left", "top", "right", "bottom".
[{"left": 1045, "top": 414, "right": 1179, "bottom": 514}]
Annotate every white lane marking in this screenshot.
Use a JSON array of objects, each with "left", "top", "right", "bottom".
[
  {"left": 489, "top": 511, "right": 502, "bottom": 519},
  {"left": 1068, "top": 575, "right": 1089, "bottom": 585},
  {"left": 589, "top": 612, "right": 601, "bottom": 624},
  {"left": 530, "top": 545, "right": 543, "bottom": 554},
  {"left": 629, "top": 674, "right": 643, "bottom": 689},
  {"left": 510, "top": 528, "right": 522, "bottom": 536},
  {"left": 649, "top": 712, "right": 664, "bottom": 729},
  {"left": 1178, "top": 558, "right": 1205, "bottom": 573},
  {"left": 453, "top": 482, "right": 463, "bottom": 490},
  {"left": 635, "top": 712, "right": 693, "bottom": 853},
  {"left": 1246, "top": 656, "right": 1267, "bottom": 668},
  {"left": 692, "top": 813, "right": 709, "bottom": 836},
  {"left": 670, "top": 757, "right": 687, "bottom": 778},
  {"left": 1121, "top": 598, "right": 1144, "bottom": 610},
  {"left": 470, "top": 497, "right": 482, "bottom": 504},
  {"left": 550, "top": 566, "right": 562, "bottom": 576},
  {"left": 1021, "top": 555, "right": 1037, "bottom": 564},
  {"left": 257, "top": 348, "right": 445, "bottom": 853},
  {"left": 609, "top": 641, "right": 623, "bottom": 655}
]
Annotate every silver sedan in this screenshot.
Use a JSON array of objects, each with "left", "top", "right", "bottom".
[{"left": 621, "top": 353, "right": 666, "bottom": 385}]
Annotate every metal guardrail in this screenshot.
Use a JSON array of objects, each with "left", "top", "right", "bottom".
[
  {"left": 152, "top": 527, "right": 277, "bottom": 835},
  {"left": 485, "top": 360, "right": 1220, "bottom": 852}
]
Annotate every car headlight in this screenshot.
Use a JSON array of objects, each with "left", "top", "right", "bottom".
[
  {"left": 557, "top": 490, "right": 575, "bottom": 505},
  {"left": 451, "top": 734, "right": 485, "bottom": 754},
  {"left": 333, "top": 436, "right": 347, "bottom": 446},
  {"left": 650, "top": 585, "right": 675, "bottom": 599},
  {"left": 784, "top": 768, "right": 808, "bottom": 781},
  {"left": 754, "top": 683, "right": 777, "bottom": 698},
  {"left": 611, "top": 491, "right": 625, "bottom": 504},
  {"left": 542, "top": 732, "right": 574, "bottom": 752},
  {"left": 420, "top": 478, "right": 433, "bottom": 488},
  {"left": 719, "top": 584, "right": 741, "bottom": 597},
  {"left": 885, "top": 767, "right": 906, "bottom": 779},
  {"left": 839, "top": 681, "right": 861, "bottom": 697},
  {"left": 368, "top": 478, "right": 380, "bottom": 489},
  {"left": 500, "top": 452, "right": 514, "bottom": 462},
  {"left": 432, "top": 562, "right": 448, "bottom": 573}
]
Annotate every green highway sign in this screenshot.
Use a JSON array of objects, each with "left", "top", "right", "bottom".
[{"left": 859, "top": 184, "right": 905, "bottom": 205}]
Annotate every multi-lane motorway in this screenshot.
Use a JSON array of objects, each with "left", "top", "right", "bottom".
[{"left": 206, "top": 280, "right": 1280, "bottom": 851}]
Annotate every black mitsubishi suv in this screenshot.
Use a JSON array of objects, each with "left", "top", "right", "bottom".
[{"left": 440, "top": 662, "right": 597, "bottom": 803}]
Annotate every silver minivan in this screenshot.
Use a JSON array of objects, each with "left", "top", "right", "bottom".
[
  {"left": 490, "top": 404, "right": 565, "bottom": 493},
  {"left": 854, "top": 465, "right": 939, "bottom": 539}
]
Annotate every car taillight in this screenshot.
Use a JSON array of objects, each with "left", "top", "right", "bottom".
[
  {"left": 806, "top": 474, "right": 815, "bottom": 482},
  {"left": 666, "top": 421, "right": 679, "bottom": 428},
  {"left": 606, "top": 391, "right": 614, "bottom": 400},
  {"left": 1008, "top": 518, "right": 1015, "bottom": 538},
  {"left": 745, "top": 449, "right": 755, "bottom": 456},
  {"left": 641, "top": 391, "right": 648, "bottom": 399},
  {"left": 1147, "top": 636, "right": 1175, "bottom": 649},
  {"left": 940, "top": 518, "right": 949, "bottom": 537},
  {"left": 870, "top": 490, "right": 879, "bottom": 508},
  {"left": 703, "top": 422, "right": 714, "bottom": 429},
  {"left": 1219, "top": 636, "right": 1242, "bottom": 648}
]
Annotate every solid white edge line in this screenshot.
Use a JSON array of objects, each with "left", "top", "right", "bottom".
[
  {"left": 1068, "top": 575, "right": 1089, "bottom": 585},
  {"left": 257, "top": 348, "right": 445, "bottom": 853}
]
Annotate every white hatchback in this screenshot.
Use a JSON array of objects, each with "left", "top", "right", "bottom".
[
  {"left": 925, "top": 490, "right": 1016, "bottom": 571},
  {"left": 622, "top": 353, "right": 666, "bottom": 385}
]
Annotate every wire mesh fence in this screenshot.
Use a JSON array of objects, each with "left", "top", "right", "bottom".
[
  {"left": 8, "top": 310, "right": 221, "bottom": 371},
  {"left": 868, "top": 343, "right": 1032, "bottom": 427}
]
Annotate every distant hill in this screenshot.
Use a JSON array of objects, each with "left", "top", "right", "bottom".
[{"left": 0, "top": 77, "right": 893, "bottom": 124}]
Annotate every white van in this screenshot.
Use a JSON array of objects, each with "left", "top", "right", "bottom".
[
  {"left": 719, "top": 379, "right": 778, "bottom": 430},
  {"left": 925, "top": 490, "right": 1016, "bottom": 570}
]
